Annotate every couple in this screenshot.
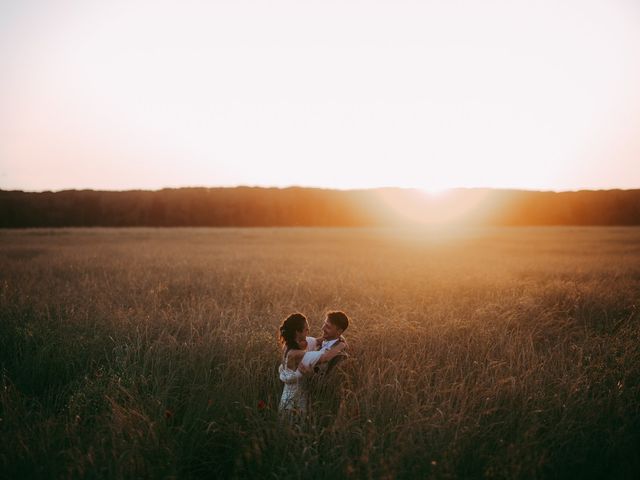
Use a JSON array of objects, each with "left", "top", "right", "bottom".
[{"left": 278, "top": 311, "right": 349, "bottom": 423}]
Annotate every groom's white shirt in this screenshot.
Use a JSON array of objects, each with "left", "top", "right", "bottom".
[
  {"left": 305, "top": 337, "right": 339, "bottom": 352},
  {"left": 305, "top": 336, "right": 318, "bottom": 351},
  {"left": 299, "top": 337, "right": 322, "bottom": 370},
  {"left": 320, "top": 338, "right": 339, "bottom": 351},
  {"left": 299, "top": 336, "right": 338, "bottom": 371}
]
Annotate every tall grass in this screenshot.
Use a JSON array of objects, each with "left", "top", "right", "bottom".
[{"left": 1, "top": 227, "right": 639, "bottom": 479}]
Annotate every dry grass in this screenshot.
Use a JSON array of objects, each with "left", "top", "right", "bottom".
[{"left": 1, "top": 227, "right": 639, "bottom": 479}]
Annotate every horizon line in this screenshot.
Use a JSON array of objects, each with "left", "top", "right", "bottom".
[{"left": 2, "top": 185, "right": 640, "bottom": 195}]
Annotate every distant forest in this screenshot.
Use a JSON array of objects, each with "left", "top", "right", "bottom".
[{"left": 1, "top": 187, "right": 639, "bottom": 227}]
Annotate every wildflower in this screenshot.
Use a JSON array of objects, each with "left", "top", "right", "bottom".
[
  {"left": 207, "top": 399, "right": 213, "bottom": 408},
  {"left": 257, "top": 400, "right": 267, "bottom": 410},
  {"left": 164, "top": 409, "right": 173, "bottom": 419}
]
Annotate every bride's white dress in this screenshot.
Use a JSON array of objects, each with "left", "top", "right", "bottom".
[
  {"left": 278, "top": 337, "right": 323, "bottom": 419},
  {"left": 278, "top": 361, "right": 307, "bottom": 415}
]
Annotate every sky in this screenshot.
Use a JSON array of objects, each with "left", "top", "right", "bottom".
[{"left": 1, "top": 0, "right": 639, "bottom": 192}]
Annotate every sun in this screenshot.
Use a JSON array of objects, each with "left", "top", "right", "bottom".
[
  {"left": 419, "top": 186, "right": 451, "bottom": 197},
  {"left": 375, "top": 188, "right": 494, "bottom": 225}
]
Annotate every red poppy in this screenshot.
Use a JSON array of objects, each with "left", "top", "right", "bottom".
[{"left": 257, "top": 400, "right": 267, "bottom": 410}]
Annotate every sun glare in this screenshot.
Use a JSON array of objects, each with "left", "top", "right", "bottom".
[
  {"left": 420, "top": 187, "right": 450, "bottom": 197},
  {"left": 374, "top": 188, "right": 494, "bottom": 225}
]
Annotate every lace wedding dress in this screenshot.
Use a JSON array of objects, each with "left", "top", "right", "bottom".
[{"left": 278, "top": 338, "right": 323, "bottom": 420}]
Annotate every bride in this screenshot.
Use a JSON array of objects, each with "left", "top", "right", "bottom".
[{"left": 278, "top": 313, "right": 346, "bottom": 422}]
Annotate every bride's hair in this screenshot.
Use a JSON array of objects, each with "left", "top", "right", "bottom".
[{"left": 279, "top": 313, "right": 307, "bottom": 351}]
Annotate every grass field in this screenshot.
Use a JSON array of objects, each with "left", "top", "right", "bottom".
[{"left": 1, "top": 227, "right": 639, "bottom": 479}]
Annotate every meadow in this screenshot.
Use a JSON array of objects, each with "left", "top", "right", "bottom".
[{"left": 1, "top": 227, "right": 639, "bottom": 479}]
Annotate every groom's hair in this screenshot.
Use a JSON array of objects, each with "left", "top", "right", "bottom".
[{"left": 327, "top": 311, "right": 349, "bottom": 332}]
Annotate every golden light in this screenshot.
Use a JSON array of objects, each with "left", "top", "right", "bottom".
[{"left": 374, "top": 188, "right": 496, "bottom": 225}]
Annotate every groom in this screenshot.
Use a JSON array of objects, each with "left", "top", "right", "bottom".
[
  {"left": 304, "top": 311, "right": 350, "bottom": 417},
  {"left": 313, "top": 310, "right": 349, "bottom": 374}
]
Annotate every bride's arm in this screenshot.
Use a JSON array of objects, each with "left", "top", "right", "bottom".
[{"left": 317, "top": 341, "right": 347, "bottom": 364}]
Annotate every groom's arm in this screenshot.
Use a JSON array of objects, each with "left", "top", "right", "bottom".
[
  {"left": 318, "top": 342, "right": 347, "bottom": 363},
  {"left": 305, "top": 336, "right": 319, "bottom": 351}
]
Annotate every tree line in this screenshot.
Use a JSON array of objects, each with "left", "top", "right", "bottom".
[{"left": 1, "top": 187, "right": 639, "bottom": 227}]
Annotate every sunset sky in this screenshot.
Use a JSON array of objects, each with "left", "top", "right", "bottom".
[{"left": 1, "top": 0, "right": 639, "bottom": 192}]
